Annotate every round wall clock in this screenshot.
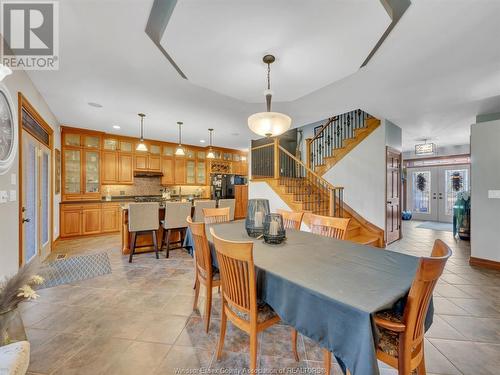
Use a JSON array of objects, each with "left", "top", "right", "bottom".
[{"left": 0, "top": 85, "right": 17, "bottom": 175}]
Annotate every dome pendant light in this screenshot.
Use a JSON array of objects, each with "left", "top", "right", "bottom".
[
  {"left": 136, "top": 113, "right": 148, "bottom": 151},
  {"left": 248, "top": 54, "right": 291, "bottom": 138},
  {"left": 175, "top": 122, "right": 185, "bottom": 156},
  {"left": 206, "top": 128, "right": 215, "bottom": 159}
]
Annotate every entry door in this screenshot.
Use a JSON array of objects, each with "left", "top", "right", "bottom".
[
  {"left": 439, "top": 165, "right": 469, "bottom": 223},
  {"left": 386, "top": 148, "right": 401, "bottom": 244},
  {"left": 407, "top": 165, "right": 469, "bottom": 223},
  {"left": 22, "top": 132, "right": 51, "bottom": 263}
]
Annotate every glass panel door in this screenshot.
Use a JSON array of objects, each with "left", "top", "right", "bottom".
[
  {"left": 23, "top": 135, "right": 38, "bottom": 263},
  {"left": 196, "top": 161, "right": 206, "bottom": 184},
  {"left": 408, "top": 168, "right": 438, "bottom": 221},
  {"left": 439, "top": 165, "right": 470, "bottom": 223},
  {"left": 64, "top": 149, "right": 81, "bottom": 194},
  {"left": 85, "top": 151, "right": 100, "bottom": 193},
  {"left": 186, "top": 160, "right": 195, "bottom": 184}
]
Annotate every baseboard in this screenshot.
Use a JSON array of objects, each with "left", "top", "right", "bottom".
[{"left": 469, "top": 256, "right": 500, "bottom": 271}]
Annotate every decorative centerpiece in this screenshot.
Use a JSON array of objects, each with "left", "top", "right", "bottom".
[
  {"left": 0, "top": 264, "right": 44, "bottom": 346},
  {"left": 245, "top": 199, "right": 270, "bottom": 237},
  {"left": 263, "top": 213, "right": 286, "bottom": 244}
]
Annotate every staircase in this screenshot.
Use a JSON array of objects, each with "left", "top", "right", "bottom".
[
  {"left": 252, "top": 132, "right": 384, "bottom": 247},
  {"left": 307, "top": 110, "right": 381, "bottom": 175}
]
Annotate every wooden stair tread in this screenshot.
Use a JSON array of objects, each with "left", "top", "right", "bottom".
[{"left": 348, "top": 234, "right": 379, "bottom": 246}]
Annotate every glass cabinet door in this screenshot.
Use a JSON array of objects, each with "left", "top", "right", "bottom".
[
  {"left": 120, "top": 141, "right": 132, "bottom": 152},
  {"left": 84, "top": 135, "right": 100, "bottom": 148},
  {"left": 85, "top": 151, "right": 100, "bottom": 193},
  {"left": 103, "top": 138, "right": 118, "bottom": 150},
  {"left": 163, "top": 146, "right": 174, "bottom": 156},
  {"left": 64, "top": 149, "right": 81, "bottom": 194},
  {"left": 196, "top": 161, "right": 206, "bottom": 184},
  {"left": 186, "top": 160, "right": 195, "bottom": 184},
  {"left": 150, "top": 144, "right": 161, "bottom": 155},
  {"left": 64, "top": 133, "right": 80, "bottom": 147},
  {"left": 186, "top": 148, "right": 195, "bottom": 159}
]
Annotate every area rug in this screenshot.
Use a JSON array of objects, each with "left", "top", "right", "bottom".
[
  {"left": 416, "top": 221, "right": 453, "bottom": 232},
  {"left": 39, "top": 252, "right": 112, "bottom": 289}
]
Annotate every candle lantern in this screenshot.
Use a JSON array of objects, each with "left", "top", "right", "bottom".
[
  {"left": 263, "top": 213, "right": 286, "bottom": 244},
  {"left": 245, "top": 199, "right": 270, "bottom": 237}
]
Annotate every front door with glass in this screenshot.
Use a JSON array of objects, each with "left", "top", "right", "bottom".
[{"left": 407, "top": 164, "right": 469, "bottom": 223}]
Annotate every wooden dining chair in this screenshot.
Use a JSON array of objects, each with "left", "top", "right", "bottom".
[
  {"left": 187, "top": 217, "right": 220, "bottom": 332},
  {"left": 321, "top": 239, "right": 452, "bottom": 375},
  {"left": 210, "top": 228, "right": 282, "bottom": 371},
  {"left": 203, "top": 207, "right": 230, "bottom": 224},
  {"left": 310, "top": 214, "right": 350, "bottom": 240},
  {"left": 276, "top": 209, "right": 304, "bottom": 230}
]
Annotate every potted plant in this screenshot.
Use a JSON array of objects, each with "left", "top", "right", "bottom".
[{"left": 0, "top": 264, "right": 44, "bottom": 346}]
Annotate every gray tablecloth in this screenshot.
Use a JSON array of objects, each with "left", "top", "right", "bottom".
[{"left": 184, "top": 221, "right": 432, "bottom": 375}]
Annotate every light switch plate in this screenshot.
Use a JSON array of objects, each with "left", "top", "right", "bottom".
[
  {"left": 9, "top": 190, "right": 16, "bottom": 201},
  {"left": 488, "top": 190, "right": 500, "bottom": 199},
  {"left": 0, "top": 191, "right": 7, "bottom": 203}
]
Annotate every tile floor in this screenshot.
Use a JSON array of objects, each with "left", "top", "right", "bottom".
[{"left": 20, "top": 221, "right": 500, "bottom": 375}]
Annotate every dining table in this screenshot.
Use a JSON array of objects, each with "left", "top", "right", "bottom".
[{"left": 184, "top": 220, "right": 433, "bottom": 375}]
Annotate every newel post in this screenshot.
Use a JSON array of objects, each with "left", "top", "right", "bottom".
[
  {"left": 273, "top": 137, "right": 280, "bottom": 180},
  {"left": 305, "top": 138, "right": 312, "bottom": 169}
]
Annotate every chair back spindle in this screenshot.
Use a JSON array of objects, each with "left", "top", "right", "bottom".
[
  {"left": 203, "top": 207, "right": 231, "bottom": 224},
  {"left": 310, "top": 214, "right": 350, "bottom": 240}
]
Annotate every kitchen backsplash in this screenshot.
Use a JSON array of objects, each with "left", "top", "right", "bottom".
[{"left": 103, "top": 177, "right": 209, "bottom": 197}]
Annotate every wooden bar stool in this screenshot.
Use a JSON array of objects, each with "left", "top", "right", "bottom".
[
  {"left": 128, "top": 202, "right": 160, "bottom": 263},
  {"left": 161, "top": 201, "right": 192, "bottom": 258}
]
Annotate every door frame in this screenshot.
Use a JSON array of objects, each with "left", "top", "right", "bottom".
[
  {"left": 385, "top": 146, "right": 402, "bottom": 245},
  {"left": 18, "top": 92, "right": 54, "bottom": 266}
]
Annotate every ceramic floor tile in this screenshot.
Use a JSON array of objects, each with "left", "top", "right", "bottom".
[
  {"left": 155, "top": 345, "right": 213, "bottom": 374},
  {"left": 440, "top": 315, "right": 500, "bottom": 343}
]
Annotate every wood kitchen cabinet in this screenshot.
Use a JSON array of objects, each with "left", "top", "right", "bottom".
[
  {"left": 118, "top": 153, "right": 133, "bottom": 184},
  {"left": 161, "top": 157, "right": 175, "bottom": 185},
  {"left": 82, "top": 206, "right": 101, "bottom": 235},
  {"left": 175, "top": 158, "right": 186, "bottom": 184},
  {"left": 234, "top": 185, "right": 248, "bottom": 219},
  {"left": 101, "top": 203, "right": 121, "bottom": 233},
  {"left": 60, "top": 202, "right": 121, "bottom": 238},
  {"left": 102, "top": 151, "right": 118, "bottom": 184}
]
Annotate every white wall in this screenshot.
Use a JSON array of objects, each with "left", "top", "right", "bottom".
[
  {"left": 0, "top": 71, "right": 60, "bottom": 278},
  {"left": 322, "top": 124, "right": 387, "bottom": 228},
  {"left": 470, "top": 120, "right": 500, "bottom": 262}
]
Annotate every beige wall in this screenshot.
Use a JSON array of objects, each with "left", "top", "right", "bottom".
[{"left": 0, "top": 71, "right": 60, "bottom": 278}]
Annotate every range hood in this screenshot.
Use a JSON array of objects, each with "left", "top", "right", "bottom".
[{"left": 133, "top": 171, "right": 163, "bottom": 177}]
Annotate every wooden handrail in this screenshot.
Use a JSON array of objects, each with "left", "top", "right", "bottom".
[
  {"left": 309, "top": 117, "right": 335, "bottom": 143},
  {"left": 278, "top": 145, "right": 343, "bottom": 191},
  {"left": 250, "top": 143, "right": 274, "bottom": 151}
]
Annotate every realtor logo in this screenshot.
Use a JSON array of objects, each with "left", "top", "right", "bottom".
[{"left": 1, "top": 0, "right": 59, "bottom": 70}]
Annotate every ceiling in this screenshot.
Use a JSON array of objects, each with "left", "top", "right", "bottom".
[
  {"left": 25, "top": 0, "right": 500, "bottom": 151},
  {"left": 161, "top": 0, "right": 390, "bottom": 102}
]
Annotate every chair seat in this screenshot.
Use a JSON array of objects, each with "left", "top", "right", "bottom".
[
  {"left": 228, "top": 302, "right": 278, "bottom": 323},
  {"left": 198, "top": 267, "right": 220, "bottom": 281},
  {"left": 376, "top": 310, "right": 403, "bottom": 358}
]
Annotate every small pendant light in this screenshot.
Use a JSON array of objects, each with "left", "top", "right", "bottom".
[
  {"left": 206, "top": 128, "right": 215, "bottom": 159},
  {"left": 175, "top": 121, "right": 185, "bottom": 156},
  {"left": 136, "top": 113, "right": 148, "bottom": 151}
]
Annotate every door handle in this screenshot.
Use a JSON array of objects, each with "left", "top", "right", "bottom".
[{"left": 22, "top": 217, "right": 31, "bottom": 223}]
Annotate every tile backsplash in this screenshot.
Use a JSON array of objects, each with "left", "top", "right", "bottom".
[{"left": 103, "top": 177, "right": 209, "bottom": 197}]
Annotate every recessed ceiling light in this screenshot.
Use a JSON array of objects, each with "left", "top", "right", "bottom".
[
  {"left": 112, "top": 125, "right": 120, "bottom": 129},
  {"left": 199, "top": 139, "right": 206, "bottom": 143},
  {"left": 88, "top": 102, "right": 103, "bottom": 108}
]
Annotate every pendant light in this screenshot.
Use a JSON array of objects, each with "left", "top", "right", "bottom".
[
  {"left": 248, "top": 54, "right": 291, "bottom": 138},
  {"left": 175, "top": 121, "right": 185, "bottom": 156},
  {"left": 136, "top": 113, "right": 148, "bottom": 151},
  {"left": 206, "top": 128, "right": 215, "bottom": 159}
]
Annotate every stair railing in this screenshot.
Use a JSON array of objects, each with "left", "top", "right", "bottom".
[
  {"left": 251, "top": 138, "right": 344, "bottom": 217},
  {"left": 306, "top": 109, "right": 372, "bottom": 170}
]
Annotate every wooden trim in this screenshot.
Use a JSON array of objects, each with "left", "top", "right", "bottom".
[
  {"left": 18, "top": 92, "right": 55, "bottom": 266},
  {"left": 469, "top": 256, "right": 500, "bottom": 271},
  {"left": 385, "top": 146, "right": 402, "bottom": 245}
]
